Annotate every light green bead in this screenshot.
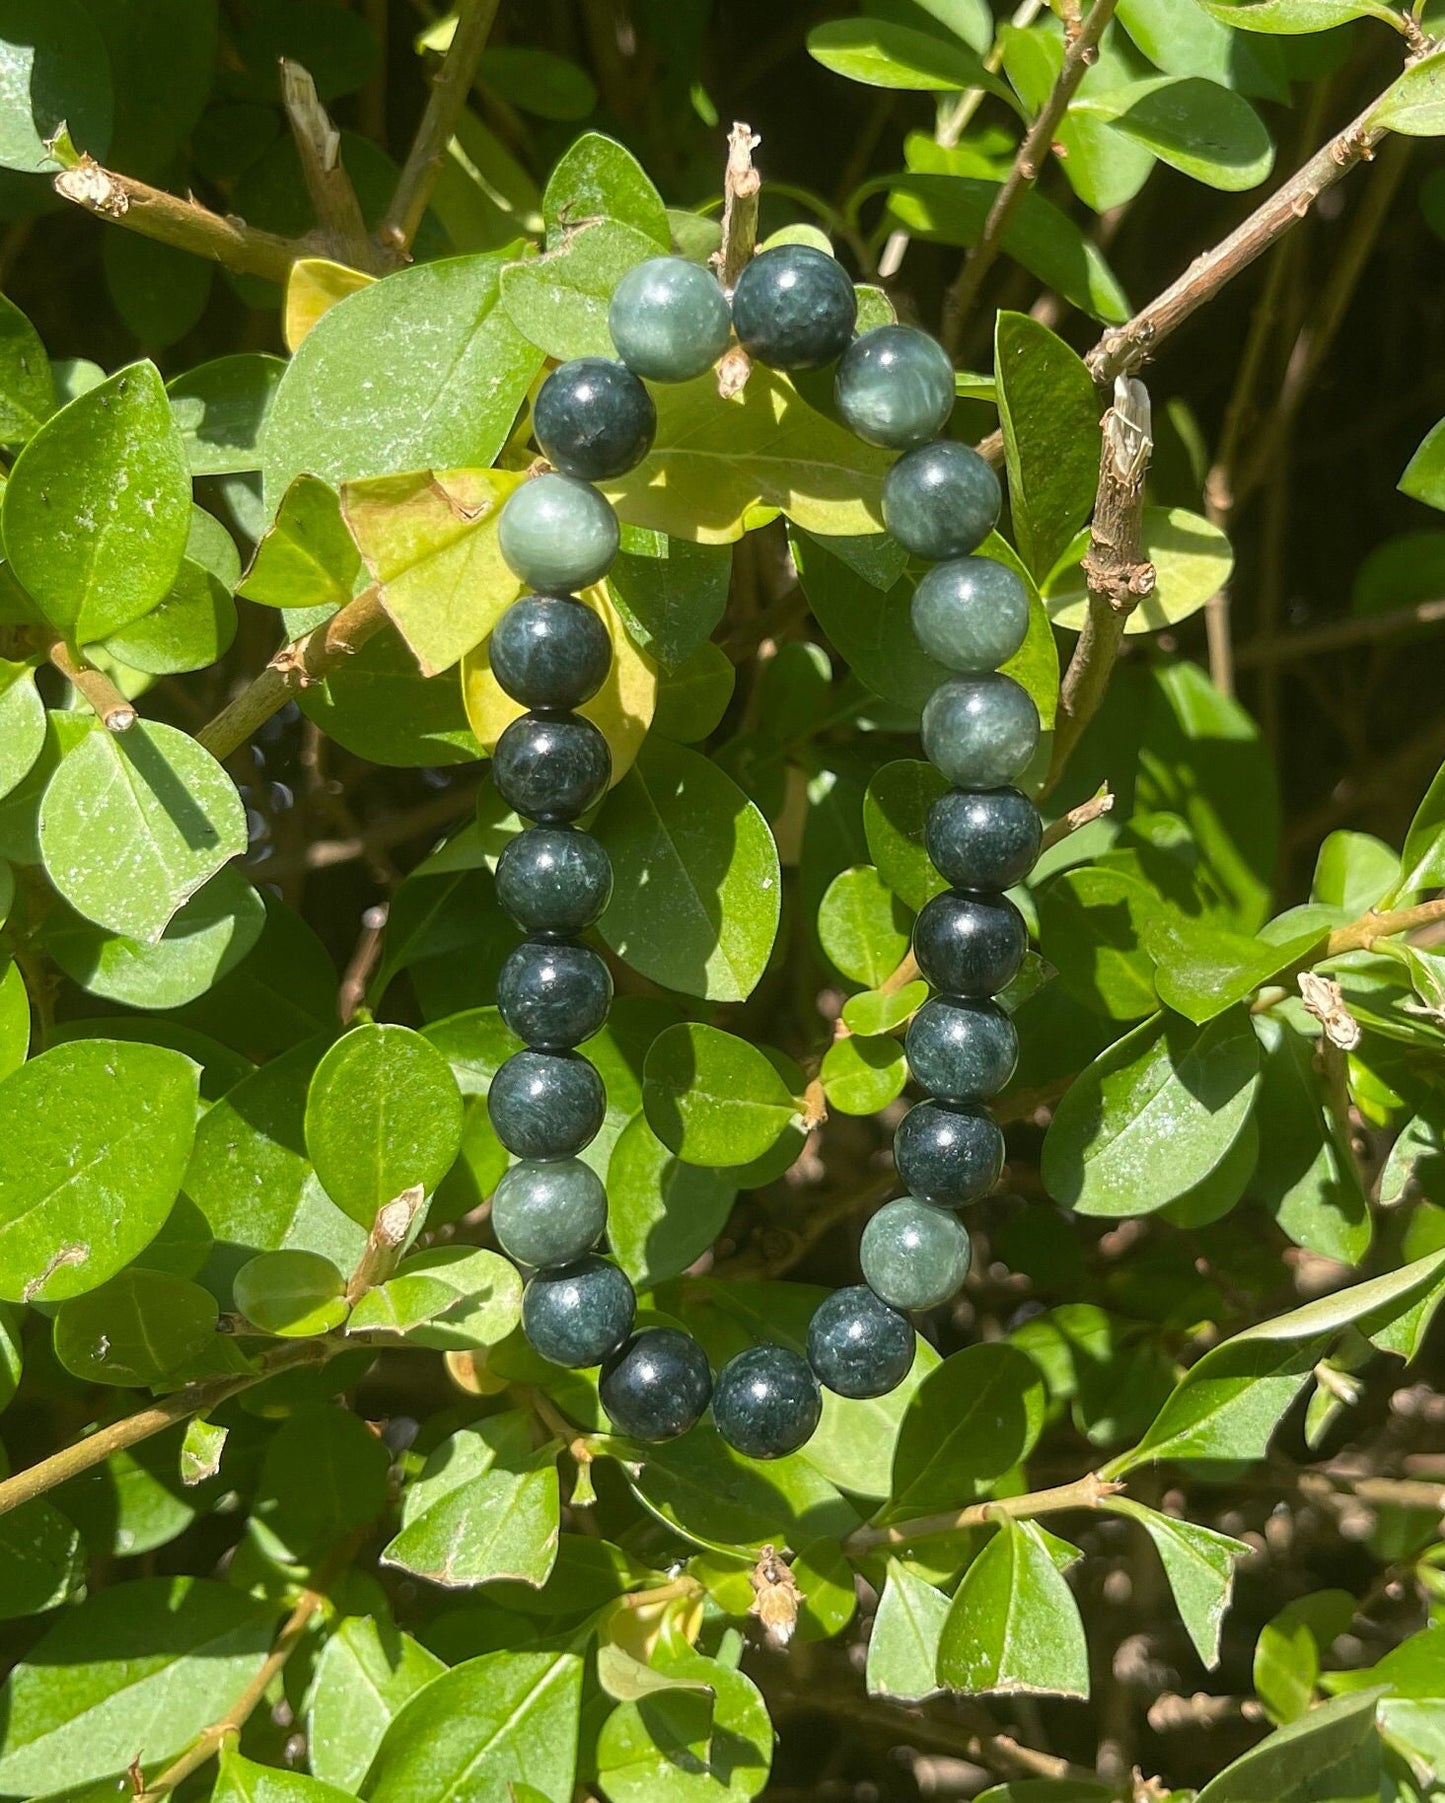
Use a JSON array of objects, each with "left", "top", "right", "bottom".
[
  {"left": 860, "top": 1197, "right": 971, "bottom": 1311},
  {"left": 609, "top": 257, "right": 732, "bottom": 384},
  {"left": 498, "top": 473, "right": 619, "bottom": 592}
]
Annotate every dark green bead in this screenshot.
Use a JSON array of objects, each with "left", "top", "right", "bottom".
[
  {"left": 491, "top": 1158, "right": 607, "bottom": 1267},
  {"left": 492, "top": 712, "right": 611, "bottom": 824},
  {"left": 496, "top": 938, "right": 612, "bottom": 1049},
  {"left": 533, "top": 357, "right": 656, "bottom": 481},
  {"left": 731, "top": 244, "right": 857, "bottom": 372},
  {"left": 495, "top": 827, "right": 613, "bottom": 936},
  {"left": 609, "top": 256, "right": 732, "bottom": 383},
  {"left": 882, "top": 441, "right": 1000, "bottom": 561},
  {"left": 806, "top": 1285, "right": 914, "bottom": 1399},
  {"left": 893, "top": 1100, "right": 1004, "bottom": 1206},
  {"left": 861, "top": 1197, "right": 971, "bottom": 1311},
  {"left": 912, "top": 557, "right": 1030, "bottom": 673},
  {"left": 491, "top": 596, "right": 611, "bottom": 711},
  {"left": 521, "top": 1255, "right": 635, "bottom": 1367},
  {"left": 905, "top": 996, "right": 1017, "bottom": 1101},
  {"left": 487, "top": 1050, "right": 605, "bottom": 1160},
  {"left": 914, "top": 889, "right": 1027, "bottom": 997},
  {"left": 926, "top": 788, "right": 1041, "bottom": 892},
  {"left": 834, "top": 325, "right": 955, "bottom": 449},
  {"left": 600, "top": 1327, "right": 713, "bottom": 1440},
  {"left": 711, "top": 1343, "right": 821, "bottom": 1460},
  {"left": 498, "top": 473, "right": 620, "bottom": 592},
  {"left": 921, "top": 674, "right": 1040, "bottom": 789}
]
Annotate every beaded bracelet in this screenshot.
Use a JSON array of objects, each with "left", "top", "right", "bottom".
[{"left": 485, "top": 241, "right": 1040, "bottom": 1462}]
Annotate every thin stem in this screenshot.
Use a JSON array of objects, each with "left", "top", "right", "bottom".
[
  {"left": 281, "top": 59, "right": 378, "bottom": 272},
  {"left": 42, "top": 635, "right": 136, "bottom": 732},
  {"left": 1325, "top": 897, "right": 1445, "bottom": 957},
  {"left": 846, "top": 1470, "right": 1124, "bottom": 1553},
  {"left": 941, "top": 0, "right": 1120, "bottom": 353},
  {"left": 1236, "top": 594, "right": 1445, "bottom": 666},
  {"left": 714, "top": 123, "right": 762, "bottom": 398}
]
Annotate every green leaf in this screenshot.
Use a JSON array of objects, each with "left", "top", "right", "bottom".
[
  {"left": 1253, "top": 1590, "right": 1356, "bottom": 1723},
  {"left": 100, "top": 557, "right": 236, "bottom": 676},
  {"left": 3, "top": 362, "right": 191, "bottom": 643},
  {"left": 606, "top": 1113, "right": 738, "bottom": 1288},
  {"left": 597, "top": 1643, "right": 714, "bottom": 1703},
  {"left": 595, "top": 738, "right": 781, "bottom": 1002},
  {"left": 477, "top": 45, "right": 597, "bottom": 120},
  {"left": 542, "top": 131, "right": 669, "bottom": 247},
  {"left": 305, "top": 1022, "right": 465, "bottom": 1227},
  {"left": 1116, "top": 0, "right": 1290, "bottom": 96},
  {"left": 1147, "top": 905, "right": 1336, "bottom": 1023},
  {"left": 596, "top": 1651, "right": 773, "bottom": 1803},
  {"left": 53, "top": 1267, "right": 217, "bottom": 1386},
  {"left": 842, "top": 980, "right": 929, "bottom": 1036},
  {"left": 0, "top": 657, "right": 46, "bottom": 801},
  {"left": 180, "top": 1417, "right": 228, "bottom": 1486},
  {"left": 807, "top": 17, "right": 1013, "bottom": 98},
  {"left": 1106, "top": 1496, "right": 1247, "bottom": 1668},
  {"left": 1076, "top": 76, "right": 1274, "bottom": 190},
  {"left": 651, "top": 640, "right": 736, "bottom": 742},
  {"left": 0, "top": 1576, "right": 274, "bottom": 1794},
  {"left": 607, "top": 532, "right": 732, "bottom": 671},
  {"left": 502, "top": 218, "right": 657, "bottom": 360},
  {"left": 0, "top": 1499, "right": 83, "bottom": 1619},
  {"left": 821, "top": 1033, "right": 909, "bottom": 1115},
  {"left": 886, "top": 174, "right": 1130, "bottom": 324},
  {"left": 348, "top": 1245, "right": 522, "bottom": 1349},
  {"left": 238, "top": 474, "right": 361, "bottom": 613},
  {"left": 866, "top": 1560, "right": 951, "bottom": 1699},
  {"left": 366, "top": 1648, "right": 582, "bottom": 1803},
  {"left": 1311, "top": 829, "right": 1399, "bottom": 912},
  {"left": 305, "top": 632, "right": 484, "bottom": 769},
  {"left": 1371, "top": 48, "right": 1445, "bottom": 136},
  {"left": 0, "top": 0, "right": 112, "bottom": 173},
  {"left": 1042, "top": 1008, "right": 1260, "bottom": 1216},
  {"left": 1036, "top": 868, "right": 1161, "bottom": 1021},
  {"left": 937, "top": 1518, "right": 1090, "bottom": 1697},
  {"left": 1044, "top": 507, "right": 1234, "bottom": 634},
  {"left": 0, "top": 954, "right": 23, "bottom": 1078},
  {"left": 818, "top": 864, "right": 913, "bottom": 987},
  {"left": 1254, "top": 1016, "right": 1370, "bottom": 1266},
  {"left": 889, "top": 1343, "right": 1048, "bottom": 1515},
  {"left": 38, "top": 719, "right": 247, "bottom": 943},
  {"left": 1195, "top": 1689, "right": 1385, "bottom": 1803},
  {"left": 0, "top": 1038, "right": 199, "bottom": 1304},
  {"left": 643, "top": 1022, "right": 799, "bottom": 1166},
  {"left": 863, "top": 759, "right": 948, "bottom": 913},
  {"left": 995, "top": 312, "right": 1100, "bottom": 582},
  {"left": 308, "top": 1617, "right": 445, "bottom": 1794},
  {"left": 167, "top": 353, "right": 285, "bottom": 476},
  {"left": 1384, "top": 755, "right": 1445, "bottom": 902},
  {"left": 261, "top": 254, "right": 544, "bottom": 507},
  {"left": 0, "top": 290, "right": 54, "bottom": 442},
  {"left": 214, "top": 1749, "right": 355, "bottom": 1803},
  {"left": 602, "top": 365, "right": 895, "bottom": 544},
  {"left": 255, "top": 1405, "right": 391, "bottom": 1553},
  {"left": 1198, "top": 0, "right": 1385, "bottom": 29},
  {"left": 234, "top": 1249, "right": 349, "bottom": 1337}
]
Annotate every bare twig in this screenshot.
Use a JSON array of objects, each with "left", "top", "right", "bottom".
[
  {"left": 1046, "top": 377, "right": 1153, "bottom": 792},
  {"left": 281, "top": 60, "right": 377, "bottom": 272},
  {"left": 1041, "top": 785, "right": 1114, "bottom": 849},
  {"left": 1236, "top": 595, "right": 1445, "bottom": 666},
  {"left": 714, "top": 123, "right": 763, "bottom": 397},
  {"left": 1325, "top": 897, "right": 1445, "bottom": 958},
  {"left": 846, "top": 1470, "right": 1125, "bottom": 1553},
  {"left": 941, "top": 0, "right": 1119, "bottom": 353},
  {"left": 376, "top": 0, "right": 500, "bottom": 260},
  {"left": 339, "top": 902, "right": 389, "bottom": 1022},
  {"left": 42, "top": 635, "right": 136, "bottom": 732},
  {"left": 346, "top": 1184, "right": 425, "bottom": 1304}
]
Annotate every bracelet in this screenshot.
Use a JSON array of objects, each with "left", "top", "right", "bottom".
[{"left": 485, "top": 242, "right": 1040, "bottom": 1462}]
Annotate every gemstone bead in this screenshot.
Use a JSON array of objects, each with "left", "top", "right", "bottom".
[
  {"left": 495, "top": 827, "right": 613, "bottom": 936},
  {"left": 600, "top": 1327, "right": 713, "bottom": 1440},
  {"left": 882, "top": 440, "right": 1001, "bottom": 561},
  {"left": 893, "top": 1100, "right": 1004, "bottom": 1206},
  {"left": 609, "top": 256, "right": 733, "bottom": 383},
  {"left": 912, "top": 557, "right": 1030, "bottom": 673},
  {"left": 905, "top": 996, "right": 1018, "bottom": 1102},
  {"left": 711, "top": 1343, "right": 822, "bottom": 1460},
  {"left": 533, "top": 357, "right": 656, "bottom": 481},
  {"left": 496, "top": 938, "right": 612, "bottom": 1049},
  {"left": 926, "top": 788, "right": 1041, "bottom": 893},
  {"left": 487, "top": 1049, "right": 606, "bottom": 1160},
  {"left": 806, "top": 1284, "right": 914, "bottom": 1399},
  {"left": 861, "top": 1197, "right": 972, "bottom": 1311},
  {"left": 731, "top": 244, "right": 857, "bottom": 371},
  {"left": 834, "top": 324, "right": 955, "bottom": 449},
  {"left": 491, "top": 596, "right": 611, "bottom": 712},
  {"left": 521, "top": 1255, "right": 636, "bottom": 1367},
  {"left": 913, "top": 889, "right": 1028, "bottom": 997},
  {"left": 498, "top": 473, "right": 620, "bottom": 592},
  {"left": 491, "top": 1158, "right": 608, "bottom": 1268},
  {"left": 492, "top": 712, "right": 611, "bottom": 824},
  {"left": 921, "top": 674, "right": 1040, "bottom": 789}
]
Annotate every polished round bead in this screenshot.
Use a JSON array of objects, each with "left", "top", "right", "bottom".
[
  {"left": 491, "top": 1157, "right": 608, "bottom": 1268},
  {"left": 731, "top": 244, "right": 857, "bottom": 372},
  {"left": 491, "top": 596, "right": 611, "bottom": 711},
  {"left": 882, "top": 440, "right": 1001, "bottom": 561},
  {"left": 496, "top": 938, "right": 612, "bottom": 1049},
  {"left": 806, "top": 1284, "right": 914, "bottom": 1399},
  {"left": 913, "top": 557, "right": 1030, "bottom": 673},
  {"left": 600, "top": 1327, "right": 713, "bottom": 1441},
  {"left": 905, "top": 995, "right": 1017, "bottom": 1102},
  {"left": 492, "top": 712, "right": 611, "bottom": 824},
  {"left": 921, "top": 674, "right": 1040, "bottom": 790},
  {"left": 522, "top": 1255, "right": 636, "bottom": 1367},
  {"left": 914, "top": 889, "right": 1028, "bottom": 997},
  {"left": 609, "top": 256, "right": 733, "bottom": 383},
  {"left": 926, "top": 788, "right": 1041, "bottom": 893},
  {"left": 495, "top": 827, "right": 613, "bottom": 936},
  {"left": 498, "top": 473, "right": 620, "bottom": 592},
  {"left": 533, "top": 357, "right": 656, "bottom": 481},
  {"left": 861, "top": 1198, "right": 972, "bottom": 1311},
  {"left": 487, "top": 1050, "right": 606, "bottom": 1160},
  {"left": 711, "top": 1343, "right": 822, "bottom": 1460},
  {"left": 893, "top": 1100, "right": 1004, "bottom": 1206},
  {"left": 834, "top": 325, "right": 954, "bottom": 449}
]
